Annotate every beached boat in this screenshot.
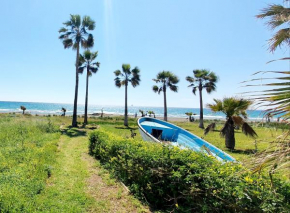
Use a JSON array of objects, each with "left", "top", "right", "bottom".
[{"left": 137, "top": 117, "right": 235, "bottom": 162}]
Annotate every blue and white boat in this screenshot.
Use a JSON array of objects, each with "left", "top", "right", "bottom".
[{"left": 137, "top": 117, "right": 235, "bottom": 162}]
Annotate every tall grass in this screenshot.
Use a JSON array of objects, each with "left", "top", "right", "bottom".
[{"left": 0, "top": 115, "right": 60, "bottom": 212}]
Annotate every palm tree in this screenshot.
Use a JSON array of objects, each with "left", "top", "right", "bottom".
[
  {"left": 207, "top": 97, "right": 257, "bottom": 150},
  {"left": 20, "top": 106, "right": 26, "bottom": 114},
  {"left": 59, "top": 14, "right": 95, "bottom": 127},
  {"left": 114, "top": 64, "right": 141, "bottom": 126},
  {"left": 256, "top": 3, "right": 290, "bottom": 52},
  {"left": 153, "top": 71, "right": 179, "bottom": 121},
  {"left": 148, "top": 111, "right": 155, "bottom": 117},
  {"left": 61, "top": 107, "right": 66, "bottom": 116},
  {"left": 186, "top": 69, "right": 218, "bottom": 129},
  {"left": 185, "top": 112, "right": 196, "bottom": 122},
  {"left": 139, "top": 109, "right": 145, "bottom": 117},
  {"left": 78, "top": 50, "right": 100, "bottom": 124}
]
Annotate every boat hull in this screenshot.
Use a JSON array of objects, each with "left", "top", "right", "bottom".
[{"left": 137, "top": 117, "right": 235, "bottom": 162}]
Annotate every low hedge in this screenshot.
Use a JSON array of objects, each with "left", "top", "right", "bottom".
[{"left": 89, "top": 130, "right": 290, "bottom": 212}]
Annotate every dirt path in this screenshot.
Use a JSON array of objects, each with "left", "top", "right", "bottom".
[
  {"left": 56, "top": 128, "right": 149, "bottom": 212},
  {"left": 82, "top": 137, "right": 149, "bottom": 212},
  {"left": 83, "top": 152, "right": 149, "bottom": 213},
  {"left": 34, "top": 128, "right": 149, "bottom": 212}
]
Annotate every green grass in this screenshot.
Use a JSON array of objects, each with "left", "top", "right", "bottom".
[
  {"left": 87, "top": 116, "right": 290, "bottom": 180},
  {"left": 0, "top": 114, "right": 60, "bottom": 212},
  {"left": 0, "top": 114, "right": 288, "bottom": 212},
  {"left": 0, "top": 114, "right": 149, "bottom": 212},
  {"left": 173, "top": 120, "right": 285, "bottom": 161},
  {"left": 87, "top": 117, "right": 285, "bottom": 161}
]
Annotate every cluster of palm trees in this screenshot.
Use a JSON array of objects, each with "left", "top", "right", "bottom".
[
  {"left": 59, "top": 15, "right": 100, "bottom": 127},
  {"left": 59, "top": 14, "right": 259, "bottom": 151}
]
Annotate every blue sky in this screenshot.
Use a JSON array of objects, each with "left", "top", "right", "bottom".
[{"left": 0, "top": 0, "right": 288, "bottom": 108}]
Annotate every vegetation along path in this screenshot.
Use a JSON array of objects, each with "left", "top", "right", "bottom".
[{"left": 35, "top": 128, "right": 149, "bottom": 213}]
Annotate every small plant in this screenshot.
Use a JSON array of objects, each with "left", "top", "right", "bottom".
[
  {"left": 61, "top": 107, "right": 66, "bottom": 116},
  {"left": 147, "top": 111, "right": 155, "bottom": 117},
  {"left": 185, "top": 112, "right": 195, "bottom": 122},
  {"left": 139, "top": 110, "right": 145, "bottom": 117},
  {"left": 20, "top": 106, "right": 26, "bottom": 114},
  {"left": 44, "top": 165, "right": 53, "bottom": 178}
]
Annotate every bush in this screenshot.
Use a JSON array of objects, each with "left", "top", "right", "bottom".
[{"left": 89, "top": 130, "right": 290, "bottom": 212}]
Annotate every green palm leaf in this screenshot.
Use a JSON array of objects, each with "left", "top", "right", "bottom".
[{"left": 257, "top": 4, "right": 290, "bottom": 52}]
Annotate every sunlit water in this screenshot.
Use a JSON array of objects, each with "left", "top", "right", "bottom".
[{"left": 0, "top": 101, "right": 275, "bottom": 121}]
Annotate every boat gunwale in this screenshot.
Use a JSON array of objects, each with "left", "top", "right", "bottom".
[
  {"left": 137, "top": 117, "right": 236, "bottom": 162},
  {"left": 137, "top": 117, "right": 161, "bottom": 143}
]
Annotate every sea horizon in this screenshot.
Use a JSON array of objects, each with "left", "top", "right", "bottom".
[{"left": 0, "top": 100, "right": 273, "bottom": 121}]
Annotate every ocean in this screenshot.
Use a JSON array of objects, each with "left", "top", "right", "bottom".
[{"left": 0, "top": 101, "right": 270, "bottom": 121}]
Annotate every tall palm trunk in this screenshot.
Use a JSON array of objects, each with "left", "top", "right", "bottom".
[
  {"left": 198, "top": 82, "right": 204, "bottom": 129},
  {"left": 163, "top": 85, "right": 167, "bottom": 121},
  {"left": 225, "top": 117, "right": 235, "bottom": 149},
  {"left": 72, "top": 43, "right": 80, "bottom": 127},
  {"left": 84, "top": 66, "right": 89, "bottom": 125},
  {"left": 124, "top": 82, "right": 128, "bottom": 126}
]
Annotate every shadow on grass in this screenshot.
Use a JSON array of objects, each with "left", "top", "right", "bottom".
[
  {"left": 229, "top": 149, "right": 257, "bottom": 155},
  {"left": 115, "top": 126, "right": 138, "bottom": 130},
  {"left": 62, "top": 127, "right": 87, "bottom": 137}
]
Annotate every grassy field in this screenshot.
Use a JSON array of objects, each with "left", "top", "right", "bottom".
[
  {"left": 87, "top": 116, "right": 286, "bottom": 160},
  {"left": 0, "top": 113, "right": 288, "bottom": 212},
  {"left": 0, "top": 114, "right": 149, "bottom": 212}
]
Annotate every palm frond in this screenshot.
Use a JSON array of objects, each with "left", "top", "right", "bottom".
[
  {"left": 169, "top": 84, "right": 178, "bottom": 92},
  {"left": 249, "top": 134, "right": 290, "bottom": 176},
  {"left": 73, "top": 42, "right": 78, "bottom": 50},
  {"left": 152, "top": 85, "right": 159, "bottom": 93},
  {"left": 204, "top": 82, "right": 216, "bottom": 93},
  {"left": 267, "top": 57, "right": 290, "bottom": 64},
  {"left": 188, "top": 69, "right": 218, "bottom": 95},
  {"left": 82, "top": 16, "right": 95, "bottom": 30},
  {"left": 245, "top": 70, "right": 290, "bottom": 119},
  {"left": 257, "top": 4, "right": 290, "bottom": 52},
  {"left": 122, "top": 64, "right": 131, "bottom": 74},
  {"left": 204, "top": 122, "right": 216, "bottom": 136},
  {"left": 83, "top": 50, "right": 92, "bottom": 60},
  {"left": 62, "top": 39, "right": 73, "bottom": 49},
  {"left": 86, "top": 34, "right": 94, "bottom": 48},
  {"left": 207, "top": 99, "right": 223, "bottom": 113},
  {"left": 114, "top": 77, "right": 122, "bottom": 88},
  {"left": 131, "top": 77, "right": 140, "bottom": 87},
  {"left": 185, "top": 76, "right": 194, "bottom": 83},
  {"left": 154, "top": 71, "right": 179, "bottom": 95},
  {"left": 71, "top": 14, "right": 81, "bottom": 28},
  {"left": 78, "top": 66, "right": 85, "bottom": 74},
  {"left": 89, "top": 67, "right": 99, "bottom": 73},
  {"left": 268, "top": 28, "right": 290, "bottom": 52},
  {"left": 242, "top": 122, "right": 258, "bottom": 138},
  {"left": 192, "top": 87, "right": 197, "bottom": 95},
  {"left": 256, "top": 4, "right": 290, "bottom": 29},
  {"left": 232, "top": 116, "right": 244, "bottom": 126},
  {"left": 114, "top": 70, "right": 121, "bottom": 76},
  {"left": 152, "top": 78, "right": 160, "bottom": 83}
]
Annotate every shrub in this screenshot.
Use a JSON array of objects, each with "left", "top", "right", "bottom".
[{"left": 89, "top": 130, "right": 290, "bottom": 212}]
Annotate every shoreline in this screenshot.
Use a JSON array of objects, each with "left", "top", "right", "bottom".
[{"left": 1, "top": 112, "right": 280, "bottom": 123}]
